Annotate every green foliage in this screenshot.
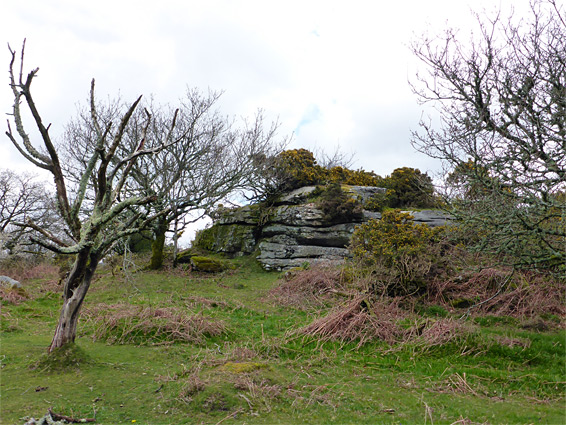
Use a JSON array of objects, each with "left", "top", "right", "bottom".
[
  {"left": 326, "top": 166, "right": 383, "bottom": 186},
  {"left": 316, "top": 183, "right": 363, "bottom": 223},
  {"left": 364, "top": 191, "right": 391, "bottom": 212},
  {"left": 382, "top": 167, "right": 436, "bottom": 208},
  {"left": 276, "top": 148, "right": 325, "bottom": 191},
  {"left": 350, "top": 210, "right": 443, "bottom": 294},
  {"left": 271, "top": 149, "right": 383, "bottom": 194}
]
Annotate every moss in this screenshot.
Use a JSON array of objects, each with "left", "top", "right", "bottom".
[
  {"left": 220, "top": 361, "right": 267, "bottom": 373},
  {"left": 450, "top": 298, "right": 474, "bottom": 308},
  {"left": 190, "top": 256, "right": 226, "bottom": 273},
  {"left": 31, "top": 343, "right": 92, "bottom": 372},
  {"left": 193, "top": 224, "right": 257, "bottom": 255},
  {"left": 176, "top": 248, "right": 195, "bottom": 264},
  {"left": 149, "top": 231, "right": 166, "bottom": 270}
]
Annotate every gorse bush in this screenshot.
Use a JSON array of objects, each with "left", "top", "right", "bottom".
[
  {"left": 382, "top": 167, "right": 436, "bottom": 208},
  {"left": 350, "top": 210, "right": 446, "bottom": 295},
  {"left": 271, "top": 149, "right": 383, "bottom": 193},
  {"left": 267, "top": 149, "right": 437, "bottom": 210},
  {"left": 316, "top": 183, "right": 363, "bottom": 223}
]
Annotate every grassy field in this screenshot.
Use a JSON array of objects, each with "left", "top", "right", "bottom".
[{"left": 1, "top": 256, "right": 564, "bottom": 424}]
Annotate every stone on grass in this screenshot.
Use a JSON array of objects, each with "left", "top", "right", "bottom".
[{"left": 0, "top": 275, "right": 21, "bottom": 288}]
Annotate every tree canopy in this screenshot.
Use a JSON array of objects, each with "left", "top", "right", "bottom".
[{"left": 411, "top": 0, "right": 565, "bottom": 274}]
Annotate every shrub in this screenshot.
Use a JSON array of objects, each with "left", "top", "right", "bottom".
[
  {"left": 382, "top": 167, "right": 436, "bottom": 208},
  {"left": 350, "top": 210, "right": 444, "bottom": 295},
  {"left": 275, "top": 148, "right": 325, "bottom": 191},
  {"left": 316, "top": 183, "right": 363, "bottom": 223}
]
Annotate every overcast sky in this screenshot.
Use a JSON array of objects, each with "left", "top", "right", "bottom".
[{"left": 1, "top": 0, "right": 534, "bottom": 181}]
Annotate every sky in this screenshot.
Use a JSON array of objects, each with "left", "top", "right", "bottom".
[
  {"left": 0, "top": 0, "right": 533, "bottom": 242},
  {"left": 1, "top": 0, "right": 534, "bottom": 174}
]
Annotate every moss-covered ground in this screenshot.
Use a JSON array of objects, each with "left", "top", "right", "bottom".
[{"left": 1, "top": 256, "right": 564, "bottom": 424}]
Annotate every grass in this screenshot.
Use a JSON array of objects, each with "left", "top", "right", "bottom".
[{"left": 1, "top": 256, "right": 565, "bottom": 424}]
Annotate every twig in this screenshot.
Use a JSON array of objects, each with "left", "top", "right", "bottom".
[
  {"left": 460, "top": 271, "right": 514, "bottom": 319},
  {"left": 215, "top": 407, "right": 244, "bottom": 425},
  {"left": 48, "top": 408, "right": 95, "bottom": 423}
]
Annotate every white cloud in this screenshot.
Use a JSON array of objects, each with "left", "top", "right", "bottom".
[{"left": 1, "top": 0, "right": 534, "bottom": 181}]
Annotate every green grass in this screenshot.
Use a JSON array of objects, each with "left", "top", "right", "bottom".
[{"left": 1, "top": 257, "right": 565, "bottom": 424}]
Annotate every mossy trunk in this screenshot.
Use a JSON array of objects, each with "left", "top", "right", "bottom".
[
  {"left": 49, "top": 251, "right": 99, "bottom": 353},
  {"left": 149, "top": 221, "right": 168, "bottom": 270}
]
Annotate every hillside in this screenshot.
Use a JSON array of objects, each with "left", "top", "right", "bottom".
[{"left": 1, "top": 254, "right": 564, "bottom": 425}]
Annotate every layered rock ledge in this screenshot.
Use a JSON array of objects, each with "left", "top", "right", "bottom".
[{"left": 194, "top": 186, "right": 452, "bottom": 271}]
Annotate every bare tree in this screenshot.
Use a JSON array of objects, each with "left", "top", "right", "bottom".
[
  {"left": 5, "top": 41, "right": 180, "bottom": 351},
  {"left": 0, "top": 169, "right": 51, "bottom": 253},
  {"left": 62, "top": 90, "right": 285, "bottom": 269},
  {"left": 411, "top": 0, "right": 565, "bottom": 273}
]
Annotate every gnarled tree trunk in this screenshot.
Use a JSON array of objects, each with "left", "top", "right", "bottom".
[
  {"left": 48, "top": 251, "right": 100, "bottom": 352},
  {"left": 149, "top": 219, "right": 168, "bottom": 270}
]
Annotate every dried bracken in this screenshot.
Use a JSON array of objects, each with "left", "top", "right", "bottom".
[
  {"left": 299, "top": 295, "right": 405, "bottom": 347},
  {"left": 80, "top": 303, "right": 227, "bottom": 345},
  {"left": 0, "top": 286, "right": 28, "bottom": 305},
  {"left": 428, "top": 268, "right": 565, "bottom": 318},
  {"left": 416, "top": 318, "right": 473, "bottom": 347},
  {"left": 268, "top": 266, "right": 351, "bottom": 310}
]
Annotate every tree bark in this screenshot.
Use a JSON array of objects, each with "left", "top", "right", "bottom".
[
  {"left": 48, "top": 251, "right": 99, "bottom": 353},
  {"left": 149, "top": 220, "right": 168, "bottom": 270}
]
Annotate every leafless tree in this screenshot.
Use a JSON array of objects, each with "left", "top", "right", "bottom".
[
  {"left": 62, "top": 89, "right": 285, "bottom": 269},
  {"left": 5, "top": 41, "right": 181, "bottom": 351},
  {"left": 0, "top": 169, "right": 56, "bottom": 254},
  {"left": 411, "top": 0, "right": 565, "bottom": 273}
]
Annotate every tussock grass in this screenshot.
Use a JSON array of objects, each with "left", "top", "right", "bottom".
[
  {"left": 0, "top": 286, "right": 29, "bottom": 304},
  {"left": 299, "top": 295, "right": 404, "bottom": 346},
  {"left": 428, "top": 268, "right": 565, "bottom": 318},
  {"left": 80, "top": 303, "right": 227, "bottom": 345},
  {"left": 268, "top": 266, "right": 351, "bottom": 309},
  {"left": 30, "top": 343, "right": 92, "bottom": 372}
]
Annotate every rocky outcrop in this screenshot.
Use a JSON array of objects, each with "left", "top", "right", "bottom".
[{"left": 194, "top": 185, "right": 451, "bottom": 271}]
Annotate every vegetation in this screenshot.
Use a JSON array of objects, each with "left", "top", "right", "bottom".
[
  {"left": 264, "top": 148, "right": 383, "bottom": 196},
  {"left": 411, "top": 0, "right": 565, "bottom": 273},
  {"left": 316, "top": 183, "right": 363, "bottom": 223},
  {"left": 1, "top": 253, "right": 564, "bottom": 424},
  {"left": 3, "top": 40, "right": 283, "bottom": 352},
  {"left": 350, "top": 210, "right": 445, "bottom": 295}
]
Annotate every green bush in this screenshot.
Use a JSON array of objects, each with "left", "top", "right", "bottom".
[
  {"left": 350, "top": 210, "right": 444, "bottom": 295},
  {"left": 269, "top": 149, "right": 384, "bottom": 195},
  {"left": 382, "top": 167, "right": 436, "bottom": 208},
  {"left": 316, "top": 183, "right": 363, "bottom": 223}
]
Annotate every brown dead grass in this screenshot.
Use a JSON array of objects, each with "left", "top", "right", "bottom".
[
  {"left": 0, "top": 286, "right": 29, "bottom": 305},
  {"left": 268, "top": 266, "right": 352, "bottom": 310},
  {"left": 80, "top": 303, "right": 227, "bottom": 345},
  {"left": 299, "top": 295, "right": 405, "bottom": 347},
  {"left": 417, "top": 318, "right": 474, "bottom": 347},
  {"left": 428, "top": 268, "right": 565, "bottom": 318},
  {"left": 299, "top": 297, "right": 480, "bottom": 349},
  {"left": 0, "top": 258, "right": 59, "bottom": 283}
]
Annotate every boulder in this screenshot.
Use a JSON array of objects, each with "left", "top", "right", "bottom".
[
  {"left": 346, "top": 185, "right": 387, "bottom": 203},
  {"left": 279, "top": 186, "right": 318, "bottom": 204},
  {"left": 0, "top": 275, "right": 21, "bottom": 289},
  {"left": 404, "top": 209, "right": 453, "bottom": 227},
  {"left": 190, "top": 256, "right": 226, "bottom": 273}
]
